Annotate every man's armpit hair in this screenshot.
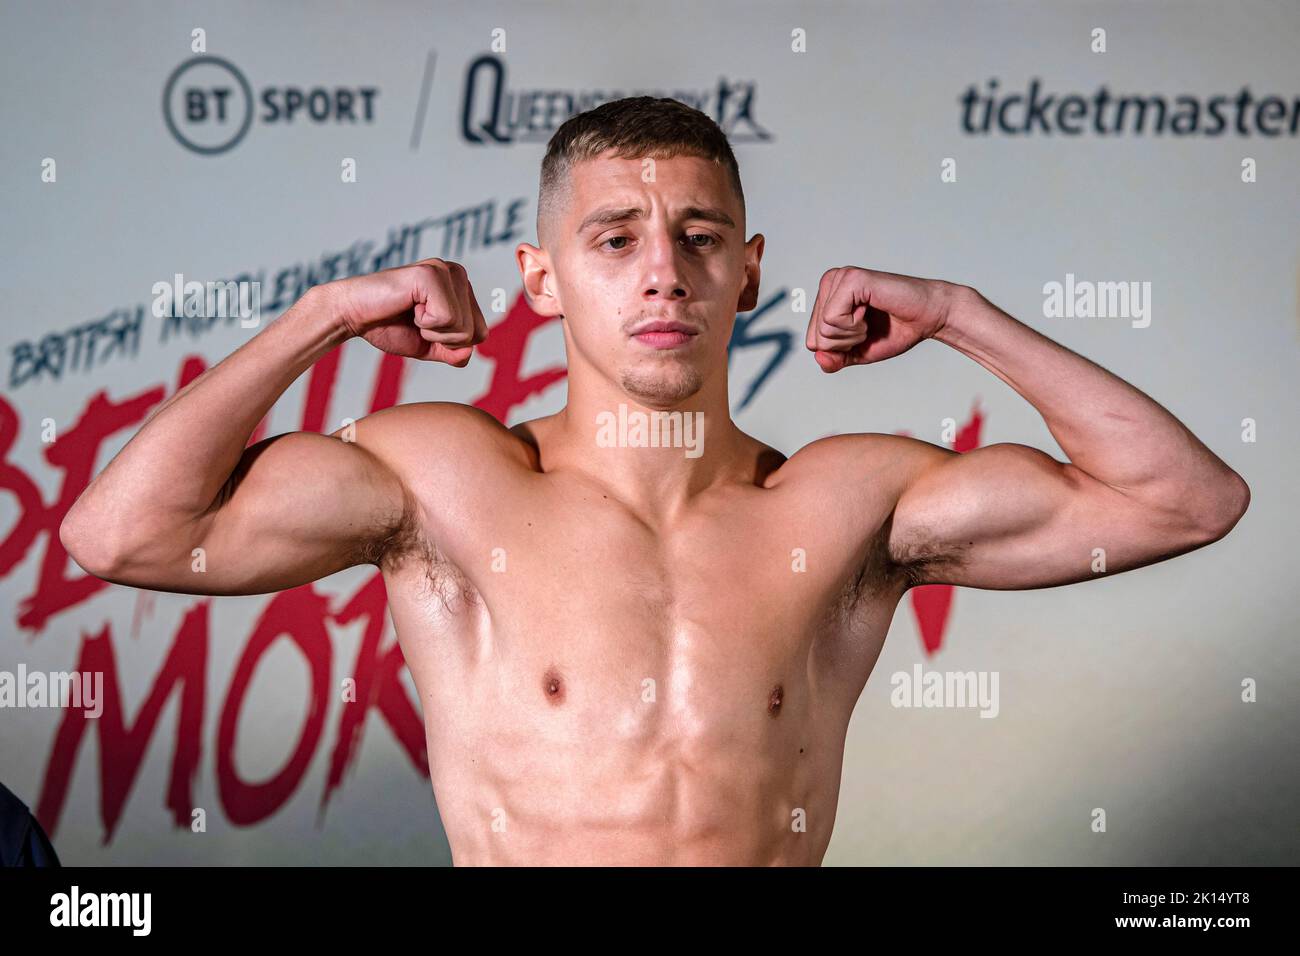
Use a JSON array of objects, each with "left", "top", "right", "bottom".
[
  {"left": 834, "top": 528, "right": 894, "bottom": 620},
  {"left": 887, "top": 524, "right": 970, "bottom": 589},
  {"left": 353, "top": 489, "right": 423, "bottom": 570},
  {"left": 356, "top": 493, "right": 480, "bottom": 614}
]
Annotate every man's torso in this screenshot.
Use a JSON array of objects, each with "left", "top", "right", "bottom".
[{"left": 372, "top": 404, "right": 913, "bottom": 865}]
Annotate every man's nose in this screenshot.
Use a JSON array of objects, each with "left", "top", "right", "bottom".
[{"left": 641, "top": 233, "right": 690, "bottom": 301}]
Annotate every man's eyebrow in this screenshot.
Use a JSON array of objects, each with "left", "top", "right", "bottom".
[
  {"left": 577, "top": 206, "right": 647, "bottom": 233},
  {"left": 680, "top": 206, "right": 737, "bottom": 229},
  {"left": 575, "top": 205, "right": 737, "bottom": 233}
]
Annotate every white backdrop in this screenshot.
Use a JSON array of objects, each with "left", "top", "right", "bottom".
[{"left": 1, "top": 0, "right": 1296, "bottom": 865}]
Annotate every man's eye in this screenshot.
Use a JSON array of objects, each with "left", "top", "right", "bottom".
[{"left": 600, "top": 234, "right": 715, "bottom": 251}]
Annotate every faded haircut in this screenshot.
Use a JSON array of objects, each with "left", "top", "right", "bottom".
[{"left": 536, "top": 96, "right": 745, "bottom": 246}]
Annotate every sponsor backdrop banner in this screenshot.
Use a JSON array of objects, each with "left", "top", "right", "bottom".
[{"left": 1, "top": 0, "right": 1296, "bottom": 864}]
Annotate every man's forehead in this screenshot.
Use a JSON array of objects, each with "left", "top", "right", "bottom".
[
  {"left": 565, "top": 154, "right": 739, "bottom": 230},
  {"left": 574, "top": 202, "right": 737, "bottom": 234}
]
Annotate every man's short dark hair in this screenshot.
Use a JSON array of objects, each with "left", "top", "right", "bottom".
[{"left": 537, "top": 96, "right": 745, "bottom": 245}]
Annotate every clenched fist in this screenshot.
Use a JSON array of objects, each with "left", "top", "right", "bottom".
[
  {"left": 321, "top": 258, "right": 488, "bottom": 366},
  {"left": 805, "top": 267, "right": 963, "bottom": 372}
]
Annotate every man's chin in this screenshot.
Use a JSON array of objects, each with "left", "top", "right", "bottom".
[{"left": 619, "top": 366, "right": 704, "bottom": 409}]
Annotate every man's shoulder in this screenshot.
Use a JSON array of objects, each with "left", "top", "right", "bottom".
[
  {"left": 770, "top": 431, "right": 954, "bottom": 491},
  {"left": 759, "top": 431, "right": 956, "bottom": 528},
  {"left": 361, "top": 399, "right": 506, "bottom": 430},
  {"left": 350, "top": 401, "right": 539, "bottom": 473}
]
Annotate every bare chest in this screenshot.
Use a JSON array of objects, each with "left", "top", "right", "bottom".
[{"left": 382, "top": 481, "right": 903, "bottom": 744}]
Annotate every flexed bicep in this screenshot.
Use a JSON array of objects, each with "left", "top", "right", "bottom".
[
  {"left": 76, "top": 412, "right": 414, "bottom": 597},
  {"left": 887, "top": 440, "right": 1223, "bottom": 590}
]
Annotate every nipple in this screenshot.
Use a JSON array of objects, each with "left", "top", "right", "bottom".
[
  {"left": 767, "top": 684, "right": 784, "bottom": 717},
  {"left": 543, "top": 667, "right": 566, "bottom": 705}
]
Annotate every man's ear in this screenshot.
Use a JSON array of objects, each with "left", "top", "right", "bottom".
[
  {"left": 516, "top": 243, "right": 563, "bottom": 317},
  {"left": 736, "top": 232, "right": 764, "bottom": 313}
]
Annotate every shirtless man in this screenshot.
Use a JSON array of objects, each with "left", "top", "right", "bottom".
[{"left": 59, "top": 97, "right": 1249, "bottom": 866}]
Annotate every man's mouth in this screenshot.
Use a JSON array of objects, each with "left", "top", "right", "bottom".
[{"left": 630, "top": 319, "right": 700, "bottom": 350}]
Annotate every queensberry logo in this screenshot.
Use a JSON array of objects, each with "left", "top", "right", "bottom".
[
  {"left": 163, "top": 56, "right": 380, "bottom": 155},
  {"left": 460, "top": 54, "right": 774, "bottom": 145}
]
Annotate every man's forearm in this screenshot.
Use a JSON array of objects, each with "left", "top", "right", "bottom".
[
  {"left": 933, "top": 286, "right": 1248, "bottom": 520},
  {"left": 63, "top": 287, "right": 353, "bottom": 555}
]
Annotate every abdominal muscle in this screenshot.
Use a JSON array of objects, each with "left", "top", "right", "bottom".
[{"left": 378, "top": 543, "right": 881, "bottom": 866}]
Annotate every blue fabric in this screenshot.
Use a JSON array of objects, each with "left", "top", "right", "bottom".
[{"left": 0, "top": 780, "right": 61, "bottom": 867}]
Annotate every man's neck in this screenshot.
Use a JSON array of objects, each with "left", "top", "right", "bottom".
[{"left": 541, "top": 374, "right": 752, "bottom": 518}]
